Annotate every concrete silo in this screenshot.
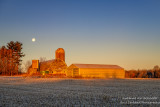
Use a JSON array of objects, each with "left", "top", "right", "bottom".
[{"left": 55, "top": 48, "right": 65, "bottom": 62}]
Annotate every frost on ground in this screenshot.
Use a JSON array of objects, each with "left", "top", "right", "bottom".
[{"left": 0, "top": 77, "right": 160, "bottom": 107}]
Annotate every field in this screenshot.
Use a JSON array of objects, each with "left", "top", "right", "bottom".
[{"left": 0, "top": 77, "right": 160, "bottom": 107}]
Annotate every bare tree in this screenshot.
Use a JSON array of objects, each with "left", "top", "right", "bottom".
[
  {"left": 24, "top": 60, "right": 32, "bottom": 73},
  {"left": 39, "top": 57, "right": 47, "bottom": 62},
  {"left": 153, "top": 65, "right": 160, "bottom": 71}
]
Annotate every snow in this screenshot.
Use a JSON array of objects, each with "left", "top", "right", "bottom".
[{"left": 0, "top": 77, "right": 160, "bottom": 106}]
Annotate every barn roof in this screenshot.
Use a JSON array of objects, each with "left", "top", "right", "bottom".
[
  {"left": 39, "top": 59, "right": 67, "bottom": 71},
  {"left": 40, "top": 59, "right": 55, "bottom": 65},
  {"left": 72, "top": 64, "right": 124, "bottom": 69}
]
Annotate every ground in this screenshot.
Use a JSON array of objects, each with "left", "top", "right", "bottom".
[{"left": 0, "top": 76, "right": 160, "bottom": 107}]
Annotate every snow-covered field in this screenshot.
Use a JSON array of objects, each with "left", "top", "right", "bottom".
[{"left": 0, "top": 76, "right": 160, "bottom": 107}]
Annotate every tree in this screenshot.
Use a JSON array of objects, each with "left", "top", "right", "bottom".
[
  {"left": 153, "top": 65, "right": 160, "bottom": 71},
  {"left": 39, "top": 57, "right": 47, "bottom": 62},
  {"left": 0, "top": 46, "right": 8, "bottom": 75},
  {"left": 154, "top": 71, "right": 160, "bottom": 78},
  {"left": 7, "top": 41, "right": 25, "bottom": 74},
  {"left": 0, "top": 41, "right": 25, "bottom": 75},
  {"left": 147, "top": 71, "right": 152, "bottom": 78},
  {"left": 153, "top": 65, "right": 160, "bottom": 78},
  {"left": 24, "top": 60, "right": 32, "bottom": 73}
]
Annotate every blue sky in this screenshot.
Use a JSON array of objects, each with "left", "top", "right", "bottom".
[{"left": 0, "top": 0, "right": 160, "bottom": 70}]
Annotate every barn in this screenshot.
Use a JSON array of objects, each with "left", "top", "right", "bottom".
[
  {"left": 28, "top": 48, "right": 67, "bottom": 76},
  {"left": 67, "top": 64, "right": 125, "bottom": 78}
]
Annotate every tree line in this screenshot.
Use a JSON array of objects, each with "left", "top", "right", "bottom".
[
  {"left": 125, "top": 65, "right": 160, "bottom": 78},
  {"left": 0, "top": 41, "right": 25, "bottom": 75}
]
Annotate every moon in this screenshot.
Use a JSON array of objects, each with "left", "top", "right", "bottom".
[{"left": 32, "top": 38, "right": 36, "bottom": 42}]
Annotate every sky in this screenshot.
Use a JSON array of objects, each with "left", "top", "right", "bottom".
[{"left": 0, "top": 0, "right": 160, "bottom": 70}]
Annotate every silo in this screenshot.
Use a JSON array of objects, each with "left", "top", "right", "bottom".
[{"left": 55, "top": 48, "right": 65, "bottom": 62}]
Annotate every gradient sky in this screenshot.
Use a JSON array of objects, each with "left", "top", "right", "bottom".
[{"left": 0, "top": 0, "right": 160, "bottom": 70}]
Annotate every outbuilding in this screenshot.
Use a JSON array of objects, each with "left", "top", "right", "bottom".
[{"left": 67, "top": 64, "right": 125, "bottom": 78}]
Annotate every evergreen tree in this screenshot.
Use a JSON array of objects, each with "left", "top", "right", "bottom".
[{"left": 0, "top": 41, "right": 25, "bottom": 75}]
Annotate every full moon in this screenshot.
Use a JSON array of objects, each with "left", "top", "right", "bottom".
[{"left": 32, "top": 38, "right": 36, "bottom": 42}]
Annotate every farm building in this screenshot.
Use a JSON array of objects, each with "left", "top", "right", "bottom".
[
  {"left": 28, "top": 48, "right": 67, "bottom": 76},
  {"left": 28, "top": 48, "right": 125, "bottom": 78},
  {"left": 39, "top": 59, "right": 67, "bottom": 75},
  {"left": 67, "top": 64, "right": 125, "bottom": 78}
]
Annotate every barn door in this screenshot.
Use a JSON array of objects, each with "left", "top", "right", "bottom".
[{"left": 73, "top": 68, "right": 79, "bottom": 77}]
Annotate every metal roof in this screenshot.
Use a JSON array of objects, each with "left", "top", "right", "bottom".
[{"left": 72, "top": 64, "right": 124, "bottom": 69}]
